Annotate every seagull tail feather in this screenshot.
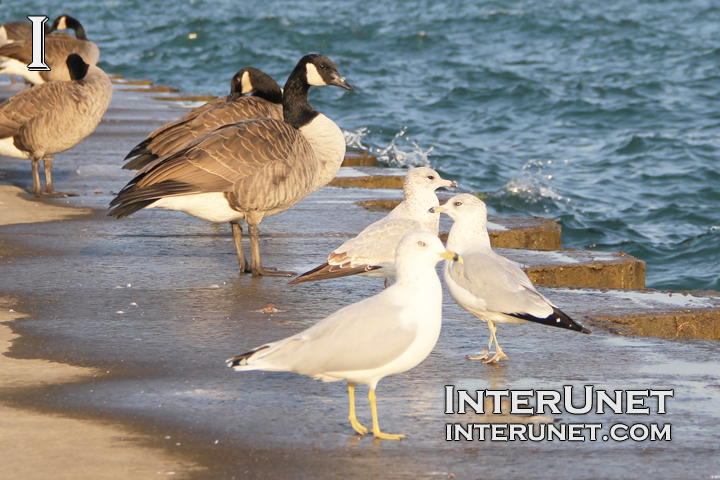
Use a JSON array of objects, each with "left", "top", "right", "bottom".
[
  {"left": 289, "top": 262, "right": 381, "bottom": 284},
  {"left": 226, "top": 345, "right": 271, "bottom": 369},
  {"left": 507, "top": 307, "right": 590, "bottom": 334}
]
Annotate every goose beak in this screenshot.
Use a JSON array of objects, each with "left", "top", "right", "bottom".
[
  {"left": 429, "top": 205, "right": 447, "bottom": 214},
  {"left": 330, "top": 73, "right": 353, "bottom": 91},
  {"left": 441, "top": 249, "right": 462, "bottom": 263}
]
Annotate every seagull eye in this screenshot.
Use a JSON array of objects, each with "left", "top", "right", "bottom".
[
  {"left": 417, "top": 241, "right": 426, "bottom": 247},
  {"left": 454, "top": 202, "right": 462, "bottom": 206},
  {"left": 427, "top": 175, "right": 435, "bottom": 180}
]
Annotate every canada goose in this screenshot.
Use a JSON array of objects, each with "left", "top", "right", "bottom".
[
  {"left": 109, "top": 54, "right": 353, "bottom": 276},
  {"left": 431, "top": 194, "right": 590, "bottom": 364},
  {"left": 0, "top": 15, "right": 99, "bottom": 84},
  {"left": 289, "top": 167, "right": 457, "bottom": 285},
  {"left": 0, "top": 54, "right": 112, "bottom": 197},
  {"left": 123, "top": 67, "right": 283, "bottom": 171},
  {"left": 0, "top": 19, "right": 51, "bottom": 45},
  {"left": 228, "top": 231, "right": 462, "bottom": 439}
]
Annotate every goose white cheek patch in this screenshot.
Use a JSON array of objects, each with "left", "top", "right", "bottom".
[
  {"left": 305, "top": 63, "right": 325, "bottom": 86},
  {"left": 240, "top": 71, "right": 253, "bottom": 95}
]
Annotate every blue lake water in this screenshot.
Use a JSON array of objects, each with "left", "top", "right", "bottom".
[{"left": 6, "top": 0, "right": 720, "bottom": 290}]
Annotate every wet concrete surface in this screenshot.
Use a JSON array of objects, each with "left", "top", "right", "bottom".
[
  {"left": 1, "top": 84, "right": 719, "bottom": 479},
  {"left": 2, "top": 224, "right": 720, "bottom": 478}
]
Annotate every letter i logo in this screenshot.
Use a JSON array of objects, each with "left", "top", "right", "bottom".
[{"left": 27, "top": 15, "right": 50, "bottom": 71}]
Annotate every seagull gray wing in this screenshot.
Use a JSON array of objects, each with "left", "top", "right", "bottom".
[
  {"left": 240, "top": 294, "right": 417, "bottom": 377},
  {"left": 330, "top": 216, "right": 423, "bottom": 267},
  {"left": 446, "top": 244, "right": 554, "bottom": 318}
]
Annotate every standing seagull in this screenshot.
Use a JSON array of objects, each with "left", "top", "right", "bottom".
[
  {"left": 228, "top": 231, "right": 462, "bottom": 439},
  {"left": 123, "top": 67, "right": 283, "bottom": 171},
  {"left": 290, "top": 166, "right": 457, "bottom": 285},
  {"left": 0, "top": 15, "right": 100, "bottom": 84},
  {"left": 109, "top": 54, "right": 352, "bottom": 276},
  {"left": 0, "top": 54, "right": 112, "bottom": 197},
  {"left": 432, "top": 194, "right": 590, "bottom": 363}
]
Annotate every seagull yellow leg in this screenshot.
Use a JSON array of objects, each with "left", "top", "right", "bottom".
[
  {"left": 483, "top": 321, "right": 508, "bottom": 364},
  {"left": 369, "top": 388, "right": 406, "bottom": 440},
  {"left": 348, "top": 382, "right": 368, "bottom": 435}
]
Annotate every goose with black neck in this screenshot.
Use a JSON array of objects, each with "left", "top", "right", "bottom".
[{"left": 109, "top": 54, "right": 353, "bottom": 277}]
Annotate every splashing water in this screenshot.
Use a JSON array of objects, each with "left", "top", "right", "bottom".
[
  {"left": 343, "top": 127, "right": 370, "bottom": 150},
  {"left": 374, "top": 127, "right": 433, "bottom": 168},
  {"left": 495, "top": 159, "right": 566, "bottom": 203},
  {"left": 343, "top": 126, "right": 434, "bottom": 168}
]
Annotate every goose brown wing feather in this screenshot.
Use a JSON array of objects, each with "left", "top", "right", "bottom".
[
  {"left": 0, "top": 80, "right": 74, "bottom": 144},
  {"left": 133, "top": 118, "right": 317, "bottom": 213}
]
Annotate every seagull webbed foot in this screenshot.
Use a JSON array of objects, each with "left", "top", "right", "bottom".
[
  {"left": 482, "top": 349, "right": 508, "bottom": 364},
  {"left": 372, "top": 430, "right": 407, "bottom": 440},
  {"left": 467, "top": 350, "right": 490, "bottom": 361}
]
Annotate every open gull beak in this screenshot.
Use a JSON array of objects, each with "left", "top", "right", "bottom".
[
  {"left": 330, "top": 73, "right": 353, "bottom": 91},
  {"left": 441, "top": 249, "right": 462, "bottom": 263}
]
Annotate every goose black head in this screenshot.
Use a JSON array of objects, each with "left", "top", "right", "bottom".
[
  {"left": 300, "top": 54, "right": 353, "bottom": 91},
  {"left": 231, "top": 67, "right": 283, "bottom": 103},
  {"left": 51, "top": 15, "right": 86, "bottom": 40},
  {"left": 67, "top": 54, "right": 89, "bottom": 81}
]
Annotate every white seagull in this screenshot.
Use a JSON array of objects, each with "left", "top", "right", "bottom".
[
  {"left": 228, "top": 230, "right": 462, "bottom": 439},
  {"left": 432, "top": 194, "right": 590, "bottom": 363},
  {"left": 290, "top": 166, "right": 457, "bottom": 285}
]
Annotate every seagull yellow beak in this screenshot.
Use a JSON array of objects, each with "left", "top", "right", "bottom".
[
  {"left": 441, "top": 249, "right": 462, "bottom": 263},
  {"left": 429, "top": 205, "right": 447, "bottom": 214}
]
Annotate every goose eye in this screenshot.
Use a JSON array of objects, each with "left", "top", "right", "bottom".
[
  {"left": 427, "top": 175, "right": 435, "bottom": 180},
  {"left": 454, "top": 201, "right": 462, "bottom": 207},
  {"left": 417, "top": 241, "right": 426, "bottom": 247}
]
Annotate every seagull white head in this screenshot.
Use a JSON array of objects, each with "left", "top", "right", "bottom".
[
  {"left": 394, "top": 230, "right": 461, "bottom": 277},
  {"left": 430, "top": 193, "right": 487, "bottom": 223},
  {"left": 403, "top": 167, "right": 457, "bottom": 196}
]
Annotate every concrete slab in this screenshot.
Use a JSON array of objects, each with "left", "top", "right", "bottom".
[
  {"left": 504, "top": 248, "right": 646, "bottom": 290},
  {"left": 557, "top": 288, "right": 720, "bottom": 341}
]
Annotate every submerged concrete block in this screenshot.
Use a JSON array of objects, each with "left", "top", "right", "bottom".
[
  {"left": 554, "top": 288, "right": 720, "bottom": 342},
  {"left": 341, "top": 149, "right": 377, "bottom": 167}
]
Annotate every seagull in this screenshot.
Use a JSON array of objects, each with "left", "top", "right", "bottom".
[
  {"left": 431, "top": 194, "right": 590, "bottom": 363},
  {"left": 123, "top": 67, "right": 283, "bottom": 171},
  {"left": 290, "top": 166, "right": 457, "bottom": 285},
  {"left": 0, "top": 54, "right": 112, "bottom": 197},
  {"left": 228, "top": 230, "right": 462, "bottom": 439},
  {"left": 109, "top": 54, "right": 352, "bottom": 276}
]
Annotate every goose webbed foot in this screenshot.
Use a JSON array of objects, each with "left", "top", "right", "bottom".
[
  {"left": 247, "top": 223, "right": 295, "bottom": 277},
  {"left": 252, "top": 266, "right": 296, "bottom": 277},
  {"left": 37, "top": 190, "right": 79, "bottom": 198}
]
